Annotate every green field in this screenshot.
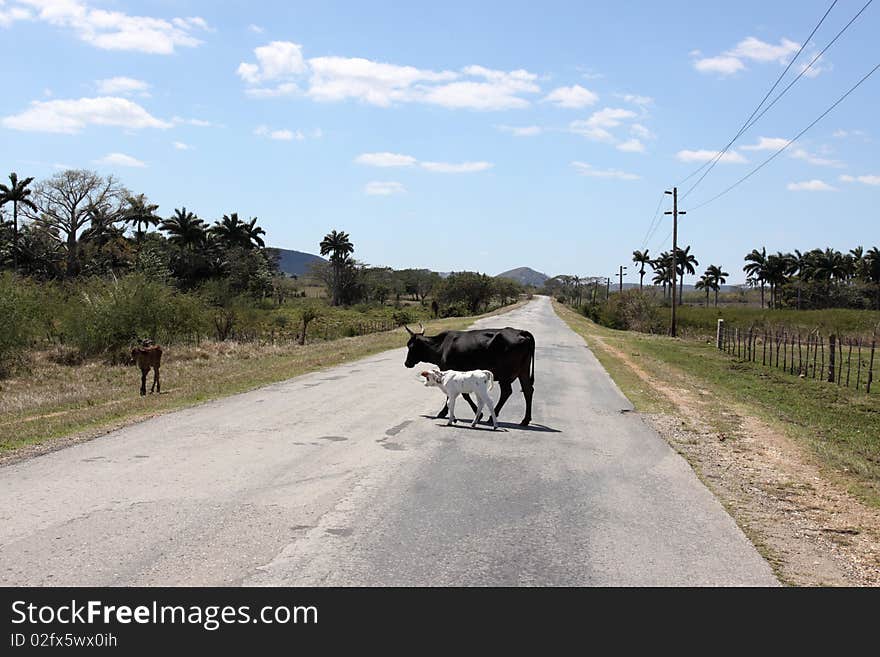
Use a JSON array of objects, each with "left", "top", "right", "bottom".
[{"left": 674, "top": 305, "right": 880, "bottom": 339}]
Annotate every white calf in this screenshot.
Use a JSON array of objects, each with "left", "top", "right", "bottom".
[{"left": 420, "top": 368, "right": 498, "bottom": 430}]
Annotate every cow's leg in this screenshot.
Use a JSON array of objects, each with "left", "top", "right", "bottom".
[
  {"left": 151, "top": 366, "right": 160, "bottom": 393},
  {"left": 518, "top": 374, "right": 534, "bottom": 426},
  {"left": 470, "top": 395, "right": 485, "bottom": 428},
  {"left": 477, "top": 389, "right": 498, "bottom": 430},
  {"left": 493, "top": 380, "right": 513, "bottom": 418},
  {"left": 462, "top": 393, "right": 480, "bottom": 420},
  {"left": 436, "top": 401, "right": 449, "bottom": 419},
  {"left": 447, "top": 394, "right": 457, "bottom": 425},
  {"left": 140, "top": 369, "right": 147, "bottom": 396}
]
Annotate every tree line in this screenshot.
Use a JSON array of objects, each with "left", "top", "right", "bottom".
[{"left": 544, "top": 242, "right": 880, "bottom": 312}]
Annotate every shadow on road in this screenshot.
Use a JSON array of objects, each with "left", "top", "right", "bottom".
[{"left": 418, "top": 415, "right": 561, "bottom": 433}]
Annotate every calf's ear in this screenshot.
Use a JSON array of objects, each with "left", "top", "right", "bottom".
[{"left": 419, "top": 371, "right": 429, "bottom": 378}]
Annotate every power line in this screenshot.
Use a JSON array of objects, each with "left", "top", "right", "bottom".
[
  {"left": 639, "top": 192, "right": 666, "bottom": 251},
  {"left": 737, "top": 0, "right": 874, "bottom": 140},
  {"left": 676, "top": 0, "right": 839, "bottom": 194},
  {"left": 689, "top": 61, "right": 880, "bottom": 212}
]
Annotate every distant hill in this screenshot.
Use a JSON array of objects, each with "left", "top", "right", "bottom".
[
  {"left": 496, "top": 267, "right": 549, "bottom": 287},
  {"left": 268, "top": 247, "right": 326, "bottom": 277}
]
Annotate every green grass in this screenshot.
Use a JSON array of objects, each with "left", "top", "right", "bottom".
[
  {"left": 554, "top": 301, "right": 880, "bottom": 507},
  {"left": 0, "top": 300, "right": 526, "bottom": 456},
  {"left": 675, "top": 305, "right": 880, "bottom": 339}
]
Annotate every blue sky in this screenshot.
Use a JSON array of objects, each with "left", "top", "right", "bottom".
[{"left": 2, "top": 0, "right": 878, "bottom": 284}]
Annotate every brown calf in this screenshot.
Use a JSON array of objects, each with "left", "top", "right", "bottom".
[{"left": 131, "top": 344, "right": 162, "bottom": 396}]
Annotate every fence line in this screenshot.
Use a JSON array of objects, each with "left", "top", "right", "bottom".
[{"left": 717, "top": 320, "right": 876, "bottom": 394}]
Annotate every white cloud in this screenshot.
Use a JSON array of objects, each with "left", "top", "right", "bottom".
[
  {"left": 17, "top": 0, "right": 209, "bottom": 54},
  {"left": 419, "top": 161, "right": 493, "bottom": 173},
  {"left": 496, "top": 125, "right": 542, "bottom": 137},
  {"left": 676, "top": 149, "right": 747, "bottom": 164},
  {"left": 543, "top": 84, "right": 598, "bottom": 108},
  {"left": 244, "top": 82, "right": 298, "bottom": 98},
  {"left": 833, "top": 129, "right": 867, "bottom": 140},
  {"left": 355, "top": 152, "right": 417, "bottom": 167},
  {"left": 94, "top": 152, "right": 146, "bottom": 168},
  {"left": 787, "top": 179, "right": 835, "bottom": 192},
  {"left": 417, "top": 66, "right": 539, "bottom": 110},
  {"left": 364, "top": 181, "right": 405, "bottom": 196},
  {"left": 172, "top": 116, "right": 218, "bottom": 128},
  {"left": 237, "top": 43, "right": 540, "bottom": 110},
  {"left": 790, "top": 147, "right": 843, "bottom": 168},
  {"left": 95, "top": 76, "right": 150, "bottom": 97},
  {"left": 693, "top": 56, "right": 745, "bottom": 76},
  {"left": 0, "top": 3, "right": 31, "bottom": 26},
  {"left": 617, "top": 138, "right": 645, "bottom": 153},
  {"left": 571, "top": 161, "right": 639, "bottom": 180},
  {"left": 237, "top": 40, "right": 306, "bottom": 84},
  {"left": 730, "top": 37, "right": 800, "bottom": 63},
  {"left": 616, "top": 93, "right": 653, "bottom": 107},
  {"left": 307, "top": 56, "right": 456, "bottom": 107},
  {"left": 630, "top": 123, "right": 653, "bottom": 140},
  {"left": 569, "top": 107, "right": 638, "bottom": 142},
  {"left": 254, "top": 125, "right": 304, "bottom": 141},
  {"left": 840, "top": 174, "right": 880, "bottom": 186},
  {"left": 355, "top": 153, "right": 491, "bottom": 173},
  {"left": 173, "top": 141, "right": 191, "bottom": 150},
  {"left": 693, "top": 36, "right": 803, "bottom": 77},
  {"left": 248, "top": 24, "right": 264, "bottom": 34},
  {"left": 741, "top": 136, "right": 789, "bottom": 151},
  {"left": 2, "top": 96, "right": 171, "bottom": 133},
  {"left": 583, "top": 107, "right": 637, "bottom": 128}
]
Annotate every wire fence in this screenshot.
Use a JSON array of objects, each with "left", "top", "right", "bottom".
[{"left": 717, "top": 320, "right": 876, "bottom": 393}]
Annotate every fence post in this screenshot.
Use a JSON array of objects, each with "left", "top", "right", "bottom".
[
  {"left": 846, "top": 339, "right": 853, "bottom": 387},
  {"left": 867, "top": 340, "right": 875, "bottom": 393},
  {"left": 717, "top": 319, "right": 724, "bottom": 350},
  {"left": 857, "top": 338, "right": 863, "bottom": 390},
  {"left": 828, "top": 334, "right": 836, "bottom": 383}
]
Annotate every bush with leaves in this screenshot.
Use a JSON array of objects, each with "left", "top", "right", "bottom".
[
  {"left": 0, "top": 273, "right": 41, "bottom": 376},
  {"left": 63, "top": 274, "right": 209, "bottom": 358}
]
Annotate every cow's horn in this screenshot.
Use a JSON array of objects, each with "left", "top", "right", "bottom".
[
  {"left": 417, "top": 323, "right": 425, "bottom": 335},
  {"left": 405, "top": 325, "right": 415, "bottom": 336}
]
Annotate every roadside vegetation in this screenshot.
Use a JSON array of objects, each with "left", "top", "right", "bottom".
[{"left": 553, "top": 301, "right": 880, "bottom": 508}]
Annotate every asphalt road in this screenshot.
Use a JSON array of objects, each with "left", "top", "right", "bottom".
[{"left": 0, "top": 296, "right": 777, "bottom": 586}]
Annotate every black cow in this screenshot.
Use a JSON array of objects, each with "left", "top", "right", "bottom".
[{"left": 404, "top": 324, "right": 535, "bottom": 426}]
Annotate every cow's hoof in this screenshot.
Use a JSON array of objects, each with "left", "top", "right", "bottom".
[{"left": 520, "top": 419, "right": 531, "bottom": 426}]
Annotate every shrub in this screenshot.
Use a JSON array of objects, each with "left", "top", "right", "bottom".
[
  {"left": 585, "top": 290, "right": 664, "bottom": 333},
  {"left": 0, "top": 273, "right": 40, "bottom": 376},
  {"left": 391, "top": 309, "right": 413, "bottom": 326},
  {"left": 63, "top": 274, "right": 209, "bottom": 358}
]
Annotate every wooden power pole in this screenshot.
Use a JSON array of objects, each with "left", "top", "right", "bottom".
[
  {"left": 618, "top": 265, "right": 627, "bottom": 293},
  {"left": 664, "top": 187, "right": 686, "bottom": 337}
]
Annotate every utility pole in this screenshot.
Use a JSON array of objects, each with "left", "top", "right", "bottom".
[
  {"left": 664, "top": 187, "right": 686, "bottom": 337},
  {"left": 618, "top": 265, "right": 627, "bottom": 293},
  {"left": 606, "top": 277, "right": 611, "bottom": 299}
]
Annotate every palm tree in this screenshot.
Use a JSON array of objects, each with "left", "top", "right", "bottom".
[
  {"left": 705, "top": 264, "right": 729, "bottom": 307},
  {"left": 674, "top": 245, "right": 698, "bottom": 305},
  {"left": 319, "top": 230, "right": 355, "bottom": 306},
  {"left": 244, "top": 216, "right": 266, "bottom": 249},
  {"left": 694, "top": 273, "right": 712, "bottom": 307},
  {"left": 632, "top": 249, "right": 650, "bottom": 289},
  {"left": 743, "top": 247, "right": 768, "bottom": 308},
  {"left": 211, "top": 213, "right": 251, "bottom": 249},
  {"left": 123, "top": 194, "right": 160, "bottom": 250},
  {"left": 651, "top": 251, "right": 674, "bottom": 299},
  {"left": 0, "top": 172, "right": 38, "bottom": 272},
  {"left": 865, "top": 246, "right": 880, "bottom": 309},
  {"left": 161, "top": 207, "right": 206, "bottom": 249}
]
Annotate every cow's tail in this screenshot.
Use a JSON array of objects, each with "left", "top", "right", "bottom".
[
  {"left": 526, "top": 331, "right": 535, "bottom": 386},
  {"left": 485, "top": 370, "right": 495, "bottom": 391}
]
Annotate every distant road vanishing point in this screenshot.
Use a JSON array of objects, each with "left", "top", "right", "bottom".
[{"left": 0, "top": 296, "right": 776, "bottom": 586}]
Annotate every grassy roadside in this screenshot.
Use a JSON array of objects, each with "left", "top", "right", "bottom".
[
  {"left": 0, "top": 300, "right": 527, "bottom": 457},
  {"left": 553, "top": 300, "right": 880, "bottom": 508}
]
